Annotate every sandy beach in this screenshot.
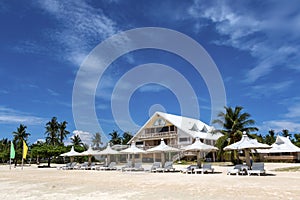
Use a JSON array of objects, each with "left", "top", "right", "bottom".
[{"left": 1, "top": 163, "right": 300, "bottom": 200}]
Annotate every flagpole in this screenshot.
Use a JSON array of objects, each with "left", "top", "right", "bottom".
[{"left": 22, "top": 152, "right": 24, "bottom": 170}]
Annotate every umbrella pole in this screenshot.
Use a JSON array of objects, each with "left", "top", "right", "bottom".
[
  {"left": 197, "top": 151, "right": 201, "bottom": 168},
  {"left": 245, "top": 149, "right": 251, "bottom": 168},
  {"left": 88, "top": 155, "right": 92, "bottom": 166},
  {"left": 161, "top": 152, "right": 165, "bottom": 168}
]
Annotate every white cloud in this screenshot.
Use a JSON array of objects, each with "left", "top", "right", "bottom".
[
  {"left": 138, "top": 84, "right": 167, "bottom": 93},
  {"left": 189, "top": 0, "right": 300, "bottom": 82},
  {"left": 0, "top": 106, "right": 45, "bottom": 125},
  {"left": 284, "top": 103, "right": 300, "bottom": 118},
  {"left": 71, "top": 130, "right": 93, "bottom": 145},
  {"left": 261, "top": 120, "right": 300, "bottom": 133},
  {"left": 32, "top": 0, "right": 119, "bottom": 66}
]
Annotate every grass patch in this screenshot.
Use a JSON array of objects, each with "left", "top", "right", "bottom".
[{"left": 273, "top": 166, "right": 300, "bottom": 172}]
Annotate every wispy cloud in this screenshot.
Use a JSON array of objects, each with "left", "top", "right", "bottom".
[
  {"left": 0, "top": 106, "right": 46, "bottom": 125},
  {"left": 47, "top": 89, "right": 59, "bottom": 96},
  {"left": 18, "top": 0, "right": 119, "bottom": 66},
  {"left": 138, "top": 84, "right": 166, "bottom": 93},
  {"left": 261, "top": 120, "right": 300, "bottom": 133},
  {"left": 246, "top": 80, "right": 293, "bottom": 98},
  {"left": 189, "top": 0, "right": 300, "bottom": 83}
]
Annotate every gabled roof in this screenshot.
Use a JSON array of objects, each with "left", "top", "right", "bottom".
[
  {"left": 258, "top": 136, "right": 300, "bottom": 153},
  {"left": 130, "top": 111, "right": 223, "bottom": 143}
]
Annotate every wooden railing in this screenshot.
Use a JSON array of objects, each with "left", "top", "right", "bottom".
[{"left": 263, "top": 155, "right": 297, "bottom": 161}]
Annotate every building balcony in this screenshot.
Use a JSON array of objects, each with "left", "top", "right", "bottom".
[{"left": 138, "top": 131, "right": 177, "bottom": 140}]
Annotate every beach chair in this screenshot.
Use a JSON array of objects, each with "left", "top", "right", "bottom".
[
  {"left": 132, "top": 162, "right": 144, "bottom": 171},
  {"left": 63, "top": 162, "right": 77, "bottom": 170},
  {"left": 156, "top": 161, "right": 175, "bottom": 173},
  {"left": 100, "top": 162, "right": 117, "bottom": 170},
  {"left": 121, "top": 161, "right": 132, "bottom": 172},
  {"left": 57, "top": 162, "right": 71, "bottom": 170},
  {"left": 74, "top": 162, "right": 88, "bottom": 170},
  {"left": 194, "top": 163, "right": 214, "bottom": 174},
  {"left": 181, "top": 165, "right": 199, "bottom": 174},
  {"left": 248, "top": 163, "right": 265, "bottom": 176},
  {"left": 227, "top": 164, "right": 248, "bottom": 175},
  {"left": 150, "top": 162, "right": 161, "bottom": 173}
]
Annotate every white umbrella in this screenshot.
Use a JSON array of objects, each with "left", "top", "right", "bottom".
[
  {"left": 79, "top": 146, "right": 102, "bottom": 165},
  {"left": 224, "top": 132, "right": 271, "bottom": 167},
  {"left": 60, "top": 146, "right": 81, "bottom": 162},
  {"left": 98, "top": 144, "right": 120, "bottom": 165},
  {"left": 147, "top": 138, "right": 179, "bottom": 167},
  {"left": 182, "top": 138, "right": 218, "bottom": 167},
  {"left": 121, "top": 141, "right": 146, "bottom": 167}
]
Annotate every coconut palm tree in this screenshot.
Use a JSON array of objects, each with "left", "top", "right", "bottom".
[
  {"left": 58, "top": 121, "right": 70, "bottom": 144},
  {"left": 12, "top": 124, "right": 30, "bottom": 166},
  {"left": 92, "top": 132, "right": 103, "bottom": 149},
  {"left": 213, "top": 106, "right": 258, "bottom": 163},
  {"left": 45, "top": 117, "right": 59, "bottom": 146},
  {"left": 71, "top": 135, "right": 83, "bottom": 146},
  {"left": 265, "top": 129, "right": 276, "bottom": 145},
  {"left": 122, "top": 131, "right": 133, "bottom": 144},
  {"left": 109, "top": 130, "right": 121, "bottom": 145}
]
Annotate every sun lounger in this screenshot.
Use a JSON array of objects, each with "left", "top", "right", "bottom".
[
  {"left": 248, "top": 163, "right": 265, "bottom": 176},
  {"left": 194, "top": 163, "right": 214, "bottom": 174},
  {"left": 74, "top": 162, "right": 88, "bottom": 170},
  {"left": 123, "top": 162, "right": 144, "bottom": 172},
  {"left": 227, "top": 164, "right": 248, "bottom": 175},
  {"left": 62, "top": 162, "right": 77, "bottom": 170},
  {"left": 150, "top": 162, "right": 161, "bottom": 173},
  {"left": 99, "top": 162, "right": 117, "bottom": 170},
  {"left": 120, "top": 161, "right": 132, "bottom": 172},
  {"left": 181, "top": 165, "right": 199, "bottom": 174},
  {"left": 156, "top": 161, "right": 175, "bottom": 173},
  {"left": 57, "top": 162, "right": 71, "bottom": 170}
]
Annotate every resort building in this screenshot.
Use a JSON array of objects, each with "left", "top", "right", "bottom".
[
  {"left": 258, "top": 135, "right": 300, "bottom": 162},
  {"left": 129, "top": 112, "right": 222, "bottom": 162}
]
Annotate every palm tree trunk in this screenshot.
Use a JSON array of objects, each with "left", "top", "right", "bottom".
[{"left": 47, "top": 157, "right": 51, "bottom": 167}]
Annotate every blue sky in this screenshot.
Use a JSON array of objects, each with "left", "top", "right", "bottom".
[{"left": 1, "top": 0, "right": 300, "bottom": 144}]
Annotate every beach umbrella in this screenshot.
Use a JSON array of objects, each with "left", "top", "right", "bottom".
[
  {"left": 79, "top": 146, "right": 102, "bottom": 165},
  {"left": 121, "top": 141, "right": 146, "bottom": 167},
  {"left": 98, "top": 144, "right": 120, "bottom": 165},
  {"left": 224, "top": 132, "right": 271, "bottom": 167},
  {"left": 60, "top": 146, "right": 81, "bottom": 162},
  {"left": 182, "top": 138, "right": 218, "bottom": 167},
  {"left": 146, "top": 138, "right": 179, "bottom": 167}
]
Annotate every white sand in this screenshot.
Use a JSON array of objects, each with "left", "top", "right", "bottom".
[{"left": 1, "top": 163, "right": 300, "bottom": 200}]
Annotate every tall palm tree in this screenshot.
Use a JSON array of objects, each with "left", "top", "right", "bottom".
[
  {"left": 109, "top": 130, "right": 121, "bottom": 145},
  {"left": 265, "top": 129, "right": 276, "bottom": 145},
  {"left": 213, "top": 106, "right": 258, "bottom": 163},
  {"left": 12, "top": 124, "right": 30, "bottom": 166},
  {"left": 58, "top": 121, "right": 70, "bottom": 144},
  {"left": 13, "top": 124, "right": 30, "bottom": 145},
  {"left": 92, "top": 132, "right": 103, "bottom": 149},
  {"left": 282, "top": 129, "right": 291, "bottom": 138},
  {"left": 122, "top": 131, "right": 133, "bottom": 144},
  {"left": 71, "top": 135, "right": 83, "bottom": 146},
  {"left": 45, "top": 117, "right": 59, "bottom": 146}
]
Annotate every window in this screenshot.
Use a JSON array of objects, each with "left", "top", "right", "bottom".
[
  {"left": 153, "top": 118, "right": 166, "bottom": 126},
  {"left": 179, "top": 137, "right": 189, "bottom": 142}
]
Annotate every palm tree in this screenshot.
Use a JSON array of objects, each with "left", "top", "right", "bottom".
[
  {"left": 122, "top": 131, "right": 133, "bottom": 144},
  {"left": 12, "top": 124, "right": 30, "bottom": 166},
  {"left": 213, "top": 106, "right": 258, "bottom": 163},
  {"left": 265, "top": 129, "right": 276, "bottom": 145},
  {"left": 71, "top": 135, "right": 83, "bottom": 146},
  {"left": 92, "top": 132, "right": 103, "bottom": 149},
  {"left": 45, "top": 117, "right": 59, "bottom": 146},
  {"left": 282, "top": 129, "right": 291, "bottom": 138},
  {"left": 13, "top": 124, "right": 30, "bottom": 145},
  {"left": 58, "top": 121, "right": 70, "bottom": 144},
  {"left": 109, "top": 130, "right": 121, "bottom": 145}
]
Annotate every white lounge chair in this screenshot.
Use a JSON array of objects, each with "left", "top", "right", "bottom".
[
  {"left": 181, "top": 165, "right": 199, "bottom": 174},
  {"left": 99, "top": 162, "right": 117, "bottom": 170},
  {"left": 150, "top": 162, "right": 161, "bottom": 173},
  {"left": 227, "top": 164, "right": 248, "bottom": 175},
  {"left": 57, "top": 162, "right": 71, "bottom": 170},
  {"left": 194, "top": 163, "right": 214, "bottom": 174},
  {"left": 156, "top": 161, "right": 175, "bottom": 173},
  {"left": 248, "top": 163, "right": 265, "bottom": 176}
]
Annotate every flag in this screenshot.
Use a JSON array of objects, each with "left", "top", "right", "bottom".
[
  {"left": 23, "top": 140, "right": 28, "bottom": 159},
  {"left": 10, "top": 141, "right": 15, "bottom": 159}
]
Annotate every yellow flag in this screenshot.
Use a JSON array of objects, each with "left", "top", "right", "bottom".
[{"left": 23, "top": 140, "right": 28, "bottom": 159}]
